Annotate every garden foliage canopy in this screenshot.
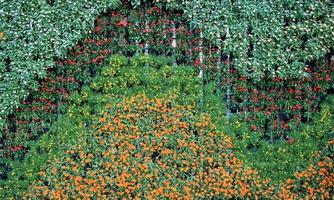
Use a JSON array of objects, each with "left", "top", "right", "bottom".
[{"left": 0, "top": 0, "right": 333, "bottom": 132}]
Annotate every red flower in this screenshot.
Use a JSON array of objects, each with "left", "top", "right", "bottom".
[
  {"left": 192, "top": 47, "right": 200, "bottom": 52},
  {"left": 116, "top": 18, "right": 128, "bottom": 27},
  {"left": 273, "top": 120, "right": 277, "bottom": 129},
  {"left": 288, "top": 88, "right": 295, "bottom": 95},
  {"left": 101, "top": 49, "right": 111, "bottom": 54},
  {"left": 251, "top": 97, "right": 259, "bottom": 103},
  {"left": 305, "top": 67, "right": 312, "bottom": 73},
  {"left": 67, "top": 77, "right": 75, "bottom": 82},
  {"left": 286, "top": 137, "right": 295, "bottom": 144},
  {"left": 264, "top": 111, "right": 272, "bottom": 116},
  {"left": 237, "top": 86, "right": 247, "bottom": 92},
  {"left": 95, "top": 26, "right": 102, "bottom": 33},
  {"left": 63, "top": 60, "right": 77, "bottom": 65},
  {"left": 111, "top": 11, "right": 120, "bottom": 17},
  {"left": 239, "top": 76, "right": 247, "bottom": 81},
  {"left": 10, "top": 145, "right": 23, "bottom": 152},
  {"left": 143, "top": 28, "right": 153, "bottom": 33},
  {"left": 211, "top": 47, "right": 218, "bottom": 52},
  {"left": 96, "top": 17, "right": 103, "bottom": 24},
  {"left": 281, "top": 122, "right": 289, "bottom": 129},
  {"left": 295, "top": 95, "right": 302, "bottom": 100},
  {"left": 314, "top": 86, "right": 322, "bottom": 92},
  {"left": 193, "top": 59, "right": 200, "bottom": 68},
  {"left": 146, "top": 6, "right": 161, "bottom": 14},
  {"left": 274, "top": 77, "right": 283, "bottom": 82},
  {"left": 250, "top": 125, "right": 257, "bottom": 131},
  {"left": 292, "top": 104, "right": 303, "bottom": 111},
  {"left": 228, "top": 68, "right": 235, "bottom": 73}
]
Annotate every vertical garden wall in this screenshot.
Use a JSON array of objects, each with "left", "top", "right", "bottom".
[
  {"left": 0, "top": 0, "right": 122, "bottom": 130},
  {"left": 2, "top": 0, "right": 333, "bottom": 160},
  {"left": 0, "top": 0, "right": 333, "bottom": 198}
]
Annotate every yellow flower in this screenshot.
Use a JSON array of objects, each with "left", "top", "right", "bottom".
[
  {"left": 0, "top": 32, "right": 4, "bottom": 39},
  {"left": 236, "top": 120, "right": 241, "bottom": 128}
]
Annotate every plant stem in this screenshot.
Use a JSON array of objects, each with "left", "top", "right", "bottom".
[{"left": 226, "top": 28, "right": 232, "bottom": 118}]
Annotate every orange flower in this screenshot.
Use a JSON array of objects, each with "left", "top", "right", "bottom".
[
  {"left": 99, "top": 117, "right": 106, "bottom": 123},
  {"left": 52, "top": 167, "right": 58, "bottom": 174},
  {"left": 24, "top": 94, "right": 334, "bottom": 199},
  {"left": 161, "top": 148, "right": 171, "bottom": 155},
  {"left": 318, "top": 161, "right": 324, "bottom": 167},
  {"left": 54, "top": 190, "right": 61, "bottom": 199},
  {"left": 308, "top": 187, "right": 314, "bottom": 196},
  {"left": 183, "top": 186, "right": 191, "bottom": 194}
]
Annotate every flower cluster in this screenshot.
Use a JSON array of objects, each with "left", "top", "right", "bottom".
[
  {"left": 23, "top": 95, "right": 257, "bottom": 199},
  {"left": 0, "top": 19, "right": 113, "bottom": 164},
  {"left": 229, "top": 62, "right": 334, "bottom": 139},
  {"left": 25, "top": 95, "right": 333, "bottom": 199}
]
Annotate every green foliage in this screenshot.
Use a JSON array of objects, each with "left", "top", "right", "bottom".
[
  {"left": 25, "top": 95, "right": 241, "bottom": 199},
  {"left": 89, "top": 55, "right": 201, "bottom": 104},
  {"left": 1, "top": 54, "right": 333, "bottom": 198},
  {"left": 130, "top": 54, "right": 155, "bottom": 68},
  {"left": 0, "top": 54, "right": 200, "bottom": 195},
  {"left": 225, "top": 95, "right": 334, "bottom": 181},
  {"left": 2, "top": 0, "right": 333, "bottom": 136},
  {"left": 0, "top": 0, "right": 121, "bottom": 130},
  {"left": 1, "top": 0, "right": 333, "bottom": 196},
  {"left": 182, "top": 0, "right": 334, "bottom": 80},
  {"left": 0, "top": 114, "right": 87, "bottom": 197}
]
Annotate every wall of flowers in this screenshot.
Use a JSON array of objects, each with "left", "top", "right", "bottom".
[{"left": 1, "top": 2, "right": 333, "bottom": 178}]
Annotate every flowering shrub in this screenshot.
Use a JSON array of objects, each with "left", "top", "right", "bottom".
[
  {"left": 1, "top": 2, "right": 333, "bottom": 199},
  {"left": 1, "top": 55, "right": 332, "bottom": 198},
  {"left": 0, "top": 0, "right": 121, "bottom": 131},
  {"left": 3, "top": 2, "right": 332, "bottom": 167},
  {"left": 228, "top": 62, "right": 334, "bottom": 140},
  {"left": 277, "top": 139, "right": 333, "bottom": 199},
  {"left": 0, "top": 24, "right": 114, "bottom": 173},
  {"left": 23, "top": 95, "right": 268, "bottom": 199},
  {"left": 23, "top": 95, "right": 333, "bottom": 199},
  {"left": 88, "top": 54, "right": 201, "bottom": 103},
  {"left": 225, "top": 94, "right": 334, "bottom": 181}
]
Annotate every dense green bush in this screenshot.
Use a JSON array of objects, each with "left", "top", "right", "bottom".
[
  {"left": 2, "top": 1, "right": 333, "bottom": 145},
  {"left": 1, "top": 1, "right": 333, "bottom": 198},
  {"left": 0, "top": 55, "right": 201, "bottom": 198},
  {"left": 24, "top": 95, "right": 241, "bottom": 199},
  {"left": 217, "top": 95, "right": 334, "bottom": 181},
  {"left": 0, "top": 0, "right": 121, "bottom": 130},
  {"left": 0, "top": 17, "right": 119, "bottom": 177},
  {"left": 1, "top": 55, "right": 333, "bottom": 199},
  {"left": 18, "top": 94, "right": 334, "bottom": 199},
  {"left": 89, "top": 54, "right": 201, "bottom": 102}
]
